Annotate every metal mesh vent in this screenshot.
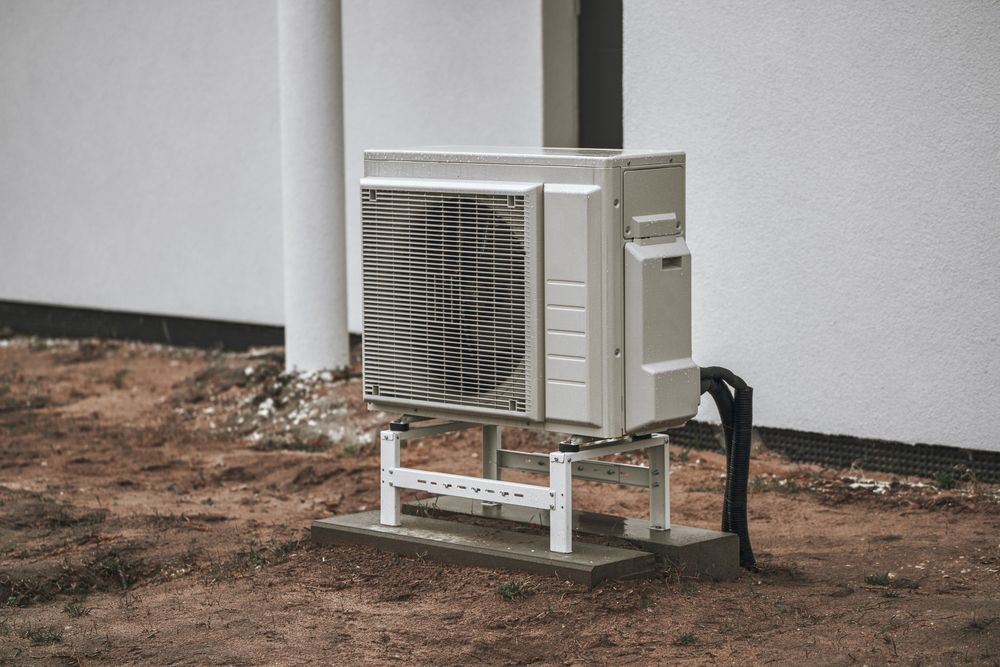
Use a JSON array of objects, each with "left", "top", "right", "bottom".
[{"left": 362, "top": 186, "right": 535, "bottom": 416}]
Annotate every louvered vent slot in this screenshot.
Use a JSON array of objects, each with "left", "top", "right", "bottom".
[{"left": 362, "top": 187, "right": 534, "bottom": 416}]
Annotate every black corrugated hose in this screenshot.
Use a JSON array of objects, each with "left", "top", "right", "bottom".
[{"left": 699, "top": 367, "right": 757, "bottom": 570}]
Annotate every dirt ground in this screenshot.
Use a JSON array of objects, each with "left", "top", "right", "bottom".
[{"left": 0, "top": 335, "right": 997, "bottom": 666}]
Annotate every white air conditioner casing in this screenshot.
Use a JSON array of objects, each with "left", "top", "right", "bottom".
[{"left": 361, "top": 147, "right": 699, "bottom": 439}]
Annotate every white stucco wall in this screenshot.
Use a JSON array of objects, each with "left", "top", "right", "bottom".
[
  {"left": 6, "top": 1, "right": 995, "bottom": 451},
  {"left": 0, "top": 0, "right": 284, "bottom": 324},
  {"left": 0, "top": 0, "right": 562, "bottom": 330},
  {"left": 625, "top": 0, "right": 1000, "bottom": 450}
]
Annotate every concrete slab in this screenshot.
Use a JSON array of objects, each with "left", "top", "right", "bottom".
[
  {"left": 403, "top": 496, "right": 740, "bottom": 581},
  {"left": 311, "top": 510, "right": 656, "bottom": 587}
]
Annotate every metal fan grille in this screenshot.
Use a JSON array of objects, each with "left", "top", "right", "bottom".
[{"left": 362, "top": 187, "right": 534, "bottom": 416}]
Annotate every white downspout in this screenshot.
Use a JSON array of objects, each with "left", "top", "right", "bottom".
[{"left": 277, "top": 0, "right": 349, "bottom": 372}]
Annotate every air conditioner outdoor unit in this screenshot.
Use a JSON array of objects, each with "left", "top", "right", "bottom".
[
  {"left": 349, "top": 147, "right": 752, "bottom": 571},
  {"left": 361, "top": 146, "right": 699, "bottom": 438}
]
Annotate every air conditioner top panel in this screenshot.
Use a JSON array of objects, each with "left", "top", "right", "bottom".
[{"left": 364, "top": 146, "right": 684, "bottom": 169}]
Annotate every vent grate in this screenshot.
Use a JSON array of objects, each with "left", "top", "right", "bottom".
[{"left": 362, "top": 187, "right": 535, "bottom": 416}]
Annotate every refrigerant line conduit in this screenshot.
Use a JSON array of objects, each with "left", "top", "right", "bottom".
[{"left": 699, "top": 366, "right": 757, "bottom": 570}]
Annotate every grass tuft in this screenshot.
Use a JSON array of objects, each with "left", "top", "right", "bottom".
[
  {"left": 237, "top": 536, "right": 300, "bottom": 567},
  {"left": 22, "top": 624, "right": 63, "bottom": 644},
  {"left": 865, "top": 572, "right": 892, "bottom": 586},
  {"left": 934, "top": 470, "right": 958, "bottom": 490},
  {"left": 496, "top": 580, "right": 532, "bottom": 600},
  {"left": 673, "top": 632, "right": 699, "bottom": 646},
  {"left": 63, "top": 601, "right": 91, "bottom": 617},
  {"left": 92, "top": 550, "right": 141, "bottom": 590}
]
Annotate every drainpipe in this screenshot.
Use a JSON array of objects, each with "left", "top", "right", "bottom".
[{"left": 277, "top": 0, "right": 349, "bottom": 373}]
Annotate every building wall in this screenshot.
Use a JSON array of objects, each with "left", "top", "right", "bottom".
[
  {"left": 625, "top": 0, "right": 1000, "bottom": 450},
  {"left": 0, "top": 0, "right": 284, "bottom": 324},
  {"left": 0, "top": 0, "right": 562, "bottom": 330},
  {"left": 5, "top": 1, "right": 997, "bottom": 452}
]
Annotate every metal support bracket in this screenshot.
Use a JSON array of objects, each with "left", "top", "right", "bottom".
[
  {"left": 378, "top": 424, "right": 670, "bottom": 554},
  {"left": 497, "top": 449, "right": 651, "bottom": 487}
]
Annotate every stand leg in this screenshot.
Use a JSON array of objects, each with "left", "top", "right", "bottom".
[
  {"left": 482, "top": 425, "right": 501, "bottom": 514},
  {"left": 549, "top": 454, "right": 573, "bottom": 553},
  {"left": 482, "top": 425, "right": 501, "bottom": 479},
  {"left": 380, "top": 430, "right": 401, "bottom": 526},
  {"left": 649, "top": 439, "right": 670, "bottom": 531}
]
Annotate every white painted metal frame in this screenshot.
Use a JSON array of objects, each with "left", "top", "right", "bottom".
[{"left": 379, "top": 421, "right": 670, "bottom": 554}]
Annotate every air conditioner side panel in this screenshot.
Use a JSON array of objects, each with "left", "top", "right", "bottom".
[
  {"left": 542, "top": 184, "right": 603, "bottom": 429},
  {"left": 624, "top": 238, "right": 700, "bottom": 433}
]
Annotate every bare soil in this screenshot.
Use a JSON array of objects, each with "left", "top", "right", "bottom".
[{"left": 0, "top": 336, "right": 997, "bottom": 666}]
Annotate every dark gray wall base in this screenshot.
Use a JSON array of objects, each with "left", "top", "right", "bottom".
[
  {"left": 0, "top": 300, "right": 283, "bottom": 351},
  {"left": 670, "top": 420, "right": 1000, "bottom": 484}
]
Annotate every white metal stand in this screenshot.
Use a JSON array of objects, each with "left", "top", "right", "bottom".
[{"left": 379, "top": 420, "right": 670, "bottom": 554}]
